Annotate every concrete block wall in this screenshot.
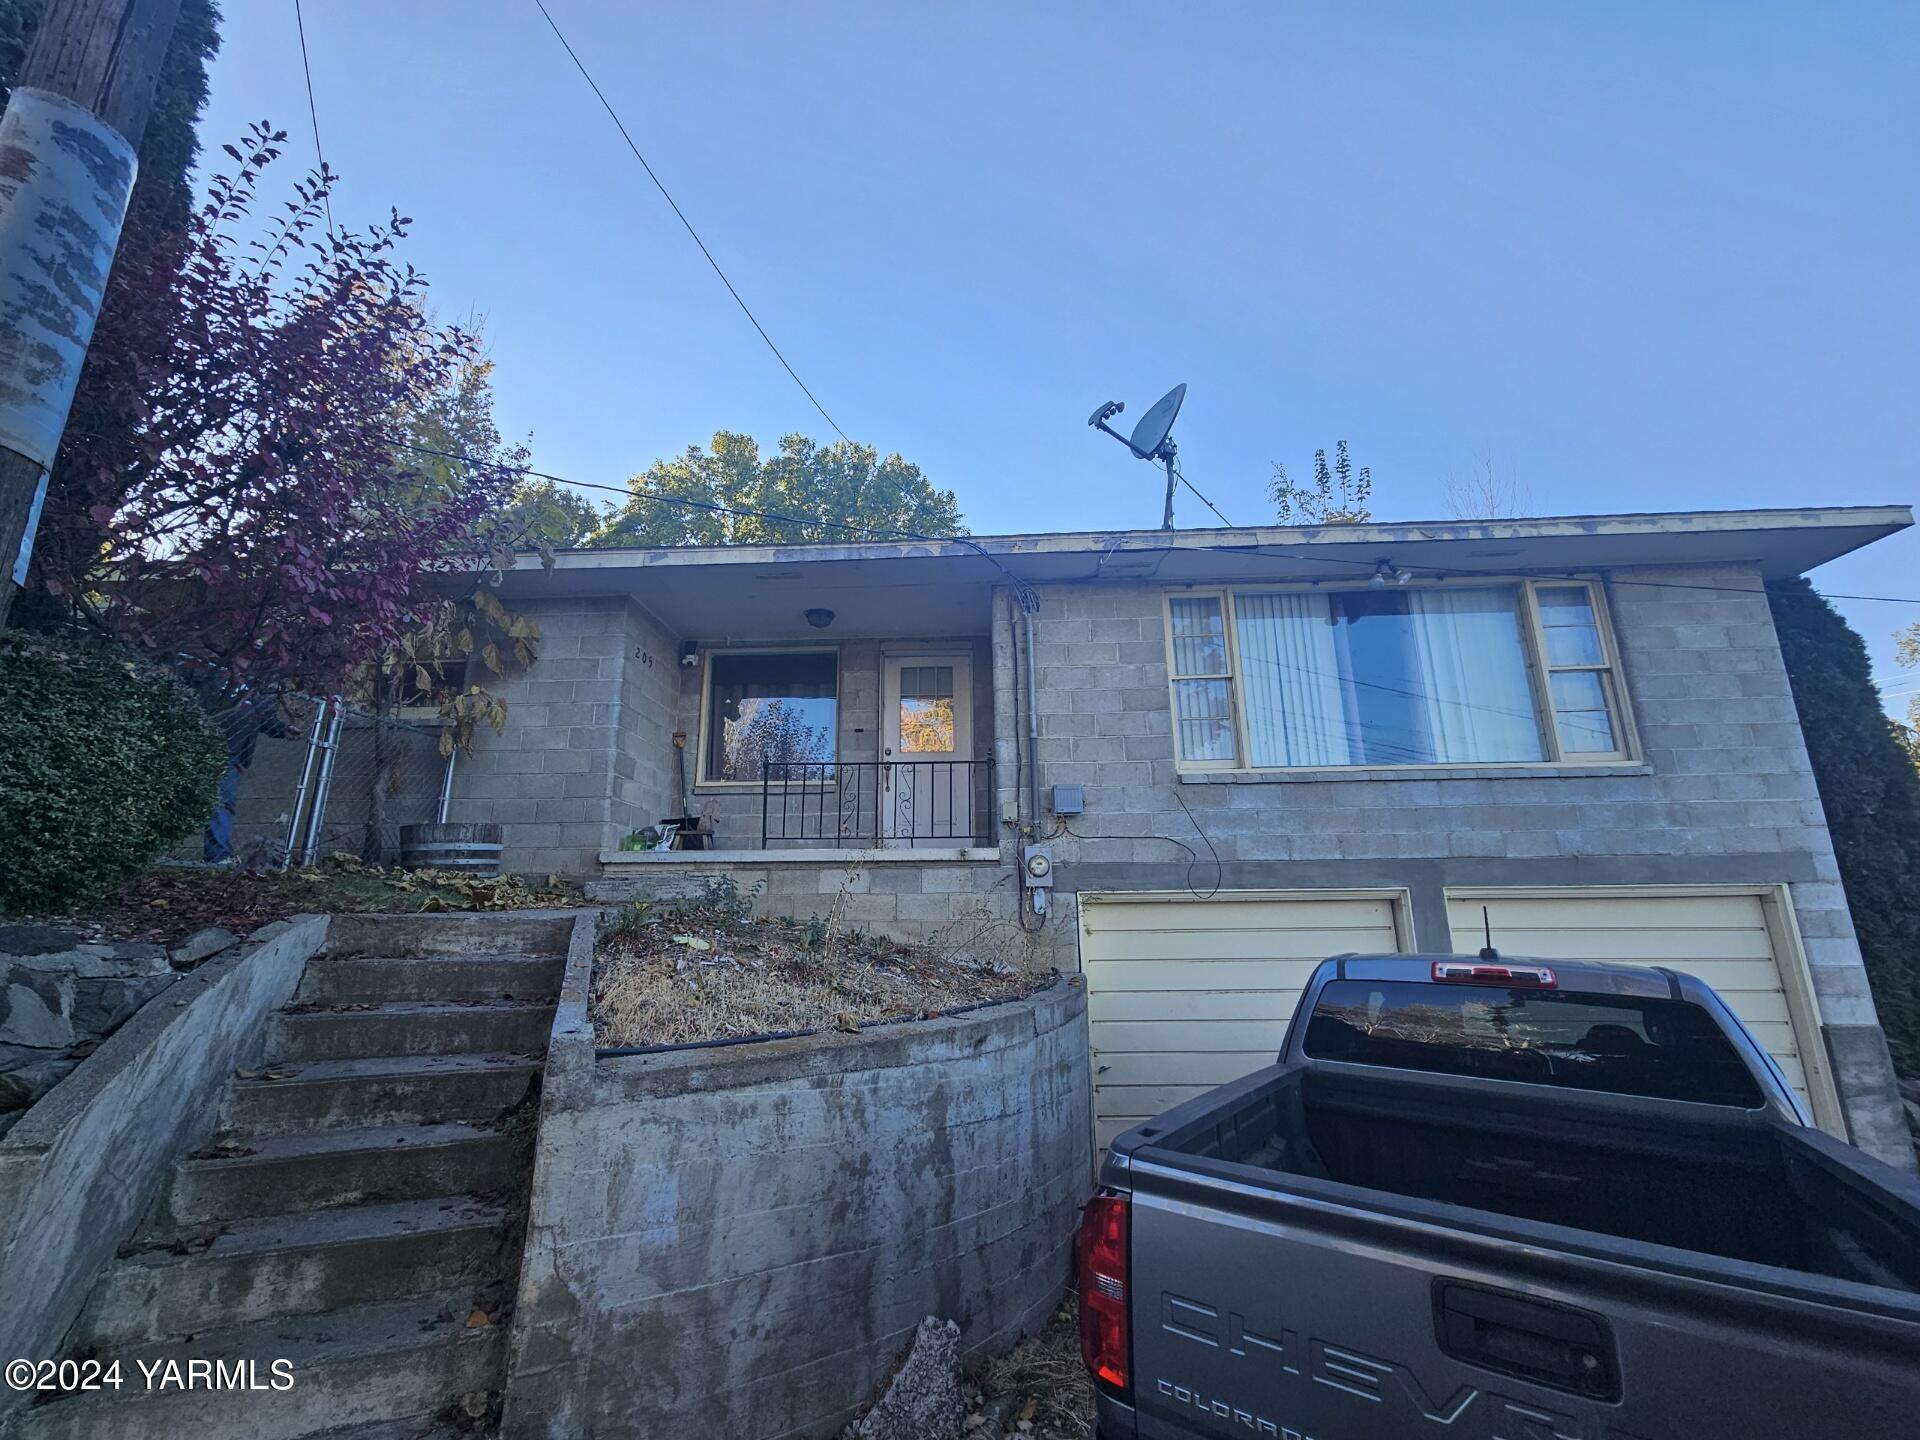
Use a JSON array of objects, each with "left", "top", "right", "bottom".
[
  {"left": 447, "top": 598, "right": 676, "bottom": 875},
  {"left": 989, "top": 563, "right": 1909, "bottom": 1162},
  {"left": 502, "top": 980, "right": 1091, "bottom": 1440},
  {"left": 610, "top": 603, "right": 679, "bottom": 843},
  {"left": 587, "top": 856, "right": 1051, "bottom": 971}
]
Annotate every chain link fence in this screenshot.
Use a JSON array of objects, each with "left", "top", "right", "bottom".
[{"left": 168, "top": 696, "right": 451, "bottom": 867}]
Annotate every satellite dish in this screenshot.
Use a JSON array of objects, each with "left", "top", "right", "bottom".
[
  {"left": 1086, "top": 381, "right": 1191, "bottom": 528},
  {"left": 1127, "top": 383, "right": 1186, "bottom": 460}
]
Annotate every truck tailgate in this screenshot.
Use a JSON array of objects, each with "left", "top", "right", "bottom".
[{"left": 1125, "top": 1158, "right": 1920, "bottom": 1440}]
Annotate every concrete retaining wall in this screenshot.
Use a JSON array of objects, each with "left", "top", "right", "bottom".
[
  {"left": 0, "top": 915, "right": 328, "bottom": 1408},
  {"left": 503, "top": 965, "right": 1092, "bottom": 1440}
]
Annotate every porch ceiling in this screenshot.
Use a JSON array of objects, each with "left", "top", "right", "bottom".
[{"left": 483, "top": 504, "right": 1911, "bottom": 637}]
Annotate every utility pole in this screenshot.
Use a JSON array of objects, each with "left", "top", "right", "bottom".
[{"left": 0, "top": 0, "right": 183, "bottom": 626}]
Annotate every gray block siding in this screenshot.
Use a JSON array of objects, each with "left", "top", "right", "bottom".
[
  {"left": 983, "top": 562, "right": 1911, "bottom": 1166},
  {"left": 586, "top": 857, "right": 1055, "bottom": 972},
  {"left": 446, "top": 598, "right": 678, "bottom": 875},
  {"left": 452, "top": 624, "right": 997, "bottom": 868},
  {"left": 501, "top": 982, "right": 1091, "bottom": 1440}
]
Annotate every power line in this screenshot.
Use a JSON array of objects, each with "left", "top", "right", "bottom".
[
  {"left": 404, "top": 434, "right": 1920, "bottom": 611},
  {"left": 527, "top": 0, "right": 852, "bottom": 445},
  {"left": 185, "top": 420, "right": 1915, "bottom": 614},
  {"left": 291, "top": 0, "right": 333, "bottom": 234},
  {"left": 391, "top": 437, "right": 1040, "bottom": 603}
]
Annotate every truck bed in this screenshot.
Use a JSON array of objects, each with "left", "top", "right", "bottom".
[
  {"left": 1093, "top": 959, "right": 1920, "bottom": 1440},
  {"left": 1140, "top": 1062, "right": 1920, "bottom": 1293}
]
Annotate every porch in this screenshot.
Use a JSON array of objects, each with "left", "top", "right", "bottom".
[
  {"left": 443, "top": 536, "right": 1016, "bottom": 875},
  {"left": 653, "top": 637, "right": 1001, "bottom": 854}
]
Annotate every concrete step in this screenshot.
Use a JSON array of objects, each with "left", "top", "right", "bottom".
[
  {"left": 265, "top": 1002, "right": 554, "bottom": 1063},
  {"left": 313, "top": 1423, "right": 474, "bottom": 1440},
  {"left": 221, "top": 1054, "right": 542, "bottom": 1137},
  {"left": 322, "top": 912, "right": 575, "bottom": 958},
  {"left": 15, "top": 1293, "right": 507, "bottom": 1440},
  {"left": 82, "top": 1197, "right": 515, "bottom": 1347},
  {"left": 295, "top": 953, "right": 565, "bottom": 1005},
  {"left": 170, "top": 1123, "right": 524, "bottom": 1224}
]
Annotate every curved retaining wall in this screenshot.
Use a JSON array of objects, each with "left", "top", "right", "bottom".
[{"left": 502, "top": 969, "right": 1092, "bottom": 1440}]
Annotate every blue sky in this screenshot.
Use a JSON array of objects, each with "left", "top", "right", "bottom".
[{"left": 201, "top": 3, "right": 1918, "bottom": 694}]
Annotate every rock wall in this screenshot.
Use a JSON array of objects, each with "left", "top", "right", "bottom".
[
  {"left": 0, "top": 925, "right": 234, "bottom": 1135},
  {"left": 502, "top": 976, "right": 1092, "bottom": 1440}
]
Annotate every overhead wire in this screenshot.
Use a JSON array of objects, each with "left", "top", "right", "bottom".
[
  {"left": 291, "top": 0, "right": 333, "bottom": 234},
  {"left": 527, "top": 0, "right": 852, "bottom": 445},
  {"left": 389, "top": 434, "right": 1920, "bottom": 613}
]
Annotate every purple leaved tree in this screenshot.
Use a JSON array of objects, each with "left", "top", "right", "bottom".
[{"left": 26, "top": 123, "right": 522, "bottom": 696}]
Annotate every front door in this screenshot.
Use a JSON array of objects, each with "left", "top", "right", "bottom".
[{"left": 881, "top": 654, "right": 973, "bottom": 846}]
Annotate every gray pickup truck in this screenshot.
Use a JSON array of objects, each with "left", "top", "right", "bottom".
[{"left": 1078, "top": 954, "right": 1920, "bottom": 1440}]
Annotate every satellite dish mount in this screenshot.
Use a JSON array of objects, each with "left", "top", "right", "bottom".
[{"left": 1088, "top": 383, "right": 1187, "bottom": 528}]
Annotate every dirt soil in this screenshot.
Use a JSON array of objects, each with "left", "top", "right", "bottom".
[
  {"left": 972, "top": 1297, "right": 1094, "bottom": 1438},
  {"left": 591, "top": 886, "right": 1047, "bottom": 1049},
  {"left": 22, "top": 856, "right": 583, "bottom": 948}
]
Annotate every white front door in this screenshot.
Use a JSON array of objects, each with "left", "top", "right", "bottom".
[{"left": 881, "top": 654, "right": 973, "bottom": 847}]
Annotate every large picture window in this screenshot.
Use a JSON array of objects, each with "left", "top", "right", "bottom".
[
  {"left": 1164, "top": 581, "right": 1631, "bottom": 770},
  {"left": 702, "top": 651, "right": 838, "bottom": 783}
]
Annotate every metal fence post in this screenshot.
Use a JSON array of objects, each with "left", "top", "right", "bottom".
[
  {"left": 282, "top": 702, "right": 328, "bottom": 870},
  {"left": 299, "top": 700, "right": 345, "bottom": 867}
]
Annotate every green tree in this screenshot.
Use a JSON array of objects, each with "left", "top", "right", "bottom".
[
  {"left": 1270, "top": 440, "right": 1373, "bottom": 524},
  {"left": 1768, "top": 578, "right": 1920, "bottom": 1074},
  {"left": 593, "top": 432, "right": 963, "bottom": 547},
  {"left": 502, "top": 481, "right": 606, "bottom": 552}
]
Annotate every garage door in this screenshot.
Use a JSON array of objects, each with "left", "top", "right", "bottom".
[
  {"left": 1079, "top": 890, "right": 1409, "bottom": 1150},
  {"left": 1446, "top": 888, "right": 1842, "bottom": 1133}
]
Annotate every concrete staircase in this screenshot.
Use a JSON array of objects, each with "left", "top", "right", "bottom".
[{"left": 14, "top": 914, "right": 572, "bottom": 1440}]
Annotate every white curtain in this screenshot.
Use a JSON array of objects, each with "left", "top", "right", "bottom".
[
  {"left": 1236, "top": 593, "right": 1353, "bottom": 766},
  {"left": 1407, "top": 588, "right": 1543, "bottom": 763}
]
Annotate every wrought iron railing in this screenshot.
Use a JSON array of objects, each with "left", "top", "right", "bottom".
[{"left": 759, "top": 758, "right": 995, "bottom": 848}]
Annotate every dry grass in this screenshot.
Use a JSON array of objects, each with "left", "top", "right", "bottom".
[
  {"left": 590, "top": 879, "right": 1044, "bottom": 1049},
  {"left": 975, "top": 1297, "right": 1093, "bottom": 1438},
  {"left": 26, "top": 855, "right": 582, "bottom": 948}
]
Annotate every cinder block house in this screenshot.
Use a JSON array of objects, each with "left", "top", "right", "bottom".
[{"left": 446, "top": 504, "right": 1916, "bottom": 1166}]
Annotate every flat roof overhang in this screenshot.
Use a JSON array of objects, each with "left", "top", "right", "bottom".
[{"left": 476, "top": 504, "right": 1911, "bottom": 641}]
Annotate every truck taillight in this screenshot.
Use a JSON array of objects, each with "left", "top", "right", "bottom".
[
  {"left": 1432, "top": 960, "right": 1557, "bottom": 988},
  {"left": 1075, "top": 1193, "right": 1130, "bottom": 1394}
]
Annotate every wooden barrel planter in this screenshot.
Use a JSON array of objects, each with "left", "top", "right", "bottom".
[{"left": 398, "top": 822, "right": 503, "bottom": 875}]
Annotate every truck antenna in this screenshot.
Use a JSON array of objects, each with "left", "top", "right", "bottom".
[{"left": 1479, "top": 905, "right": 1499, "bottom": 961}]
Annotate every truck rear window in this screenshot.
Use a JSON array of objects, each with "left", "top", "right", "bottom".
[{"left": 1303, "top": 980, "right": 1766, "bottom": 1107}]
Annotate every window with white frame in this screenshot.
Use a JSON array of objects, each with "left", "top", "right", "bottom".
[{"left": 1164, "top": 581, "right": 1631, "bottom": 770}]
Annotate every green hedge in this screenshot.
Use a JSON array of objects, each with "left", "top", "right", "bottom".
[
  {"left": 0, "top": 636, "right": 226, "bottom": 913},
  {"left": 1768, "top": 579, "right": 1920, "bottom": 1076}
]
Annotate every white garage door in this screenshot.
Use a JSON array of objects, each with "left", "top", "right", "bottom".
[
  {"left": 1446, "top": 888, "right": 1841, "bottom": 1133},
  {"left": 1079, "top": 891, "right": 1409, "bottom": 1150}
]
